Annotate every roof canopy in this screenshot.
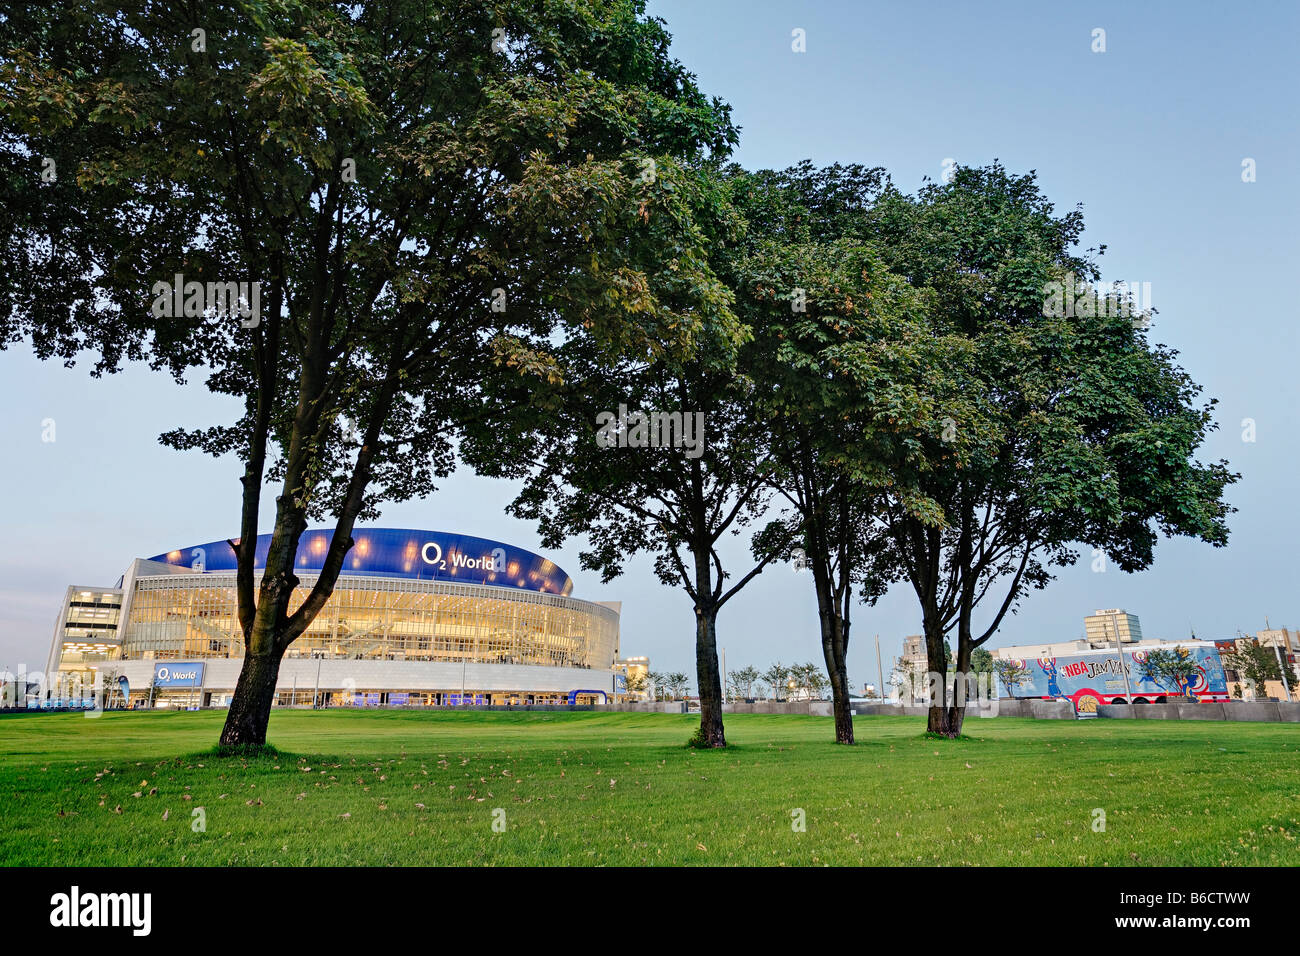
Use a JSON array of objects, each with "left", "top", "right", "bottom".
[{"left": 147, "top": 528, "right": 573, "bottom": 596}]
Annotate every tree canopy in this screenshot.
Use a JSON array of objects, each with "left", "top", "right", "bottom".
[
  {"left": 865, "top": 163, "right": 1238, "bottom": 734},
  {"left": 0, "top": 0, "right": 739, "bottom": 745}
]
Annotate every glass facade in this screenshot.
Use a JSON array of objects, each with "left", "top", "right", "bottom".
[
  {"left": 121, "top": 573, "right": 618, "bottom": 670},
  {"left": 53, "top": 588, "right": 123, "bottom": 668}
]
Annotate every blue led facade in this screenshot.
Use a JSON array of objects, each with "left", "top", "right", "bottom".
[{"left": 147, "top": 528, "right": 574, "bottom": 596}]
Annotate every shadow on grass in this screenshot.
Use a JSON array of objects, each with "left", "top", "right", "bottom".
[{"left": 189, "top": 742, "right": 289, "bottom": 761}]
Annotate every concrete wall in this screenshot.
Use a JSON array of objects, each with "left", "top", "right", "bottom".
[
  {"left": 593, "top": 701, "right": 687, "bottom": 714},
  {"left": 1098, "top": 701, "right": 1300, "bottom": 723},
  {"left": 1028, "top": 699, "right": 1076, "bottom": 719},
  {"left": 722, "top": 701, "right": 832, "bottom": 715},
  {"left": 853, "top": 704, "right": 930, "bottom": 717},
  {"left": 852, "top": 699, "right": 1072, "bottom": 719}
]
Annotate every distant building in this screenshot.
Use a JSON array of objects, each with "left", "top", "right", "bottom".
[
  {"left": 890, "top": 635, "right": 930, "bottom": 703},
  {"left": 1255, "top": 625, "right": 1299, "bottom": 656},
  {"left": 1084, "top": 609, "right": 1143, "bottom": 647},
  {"left": 1216, "top": 627, "right": 1298, "bottom": 700},
  {"left": 900, "top": 634, "right": 926, "bottom": 667}
]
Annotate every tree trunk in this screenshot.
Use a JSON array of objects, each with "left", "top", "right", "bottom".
[
  {"left": 219, "top": 647, "right": 285, "bottom": 747},
  {"left": 827, "top": 643, "right": 854, "bottom": 744},
  {"left": 943, "top": 639, "right": 973, "bottom": 738},
  {"left": 219, "top": 493, "right": 309, "bottom": 748},
  {"left": 694, "top": 605, "right": 726, "bottom": 748},
  {"left": 818, "top": 614, "right": 854, "bottom": 744},
  {"left": 923, "top": 615, "right": 956, "bottom": 736}
]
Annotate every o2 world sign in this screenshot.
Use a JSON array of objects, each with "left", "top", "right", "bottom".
[
  {"left": 153, "top": 662, "right": 205, "bottom": 688},
  {"left": 420, "top": 541, "right": 506, "bottom": 573}
]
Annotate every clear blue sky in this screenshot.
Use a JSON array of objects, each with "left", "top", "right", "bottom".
[{"left": 2, "top": 0, "right": 1296, "bottom": 687}]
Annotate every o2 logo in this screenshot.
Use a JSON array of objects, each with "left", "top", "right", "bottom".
[{"left": 421, "top": 542, "right": 444, "bottom": 568}]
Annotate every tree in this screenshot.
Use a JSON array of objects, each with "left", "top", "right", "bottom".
[
  {"left": 468, "top": 161, "right": 795, "bottom": 749},
  {"left": 991, "top": 658, "right": 1032, "bottom": 697},
  {"left": 96, "top": 666, "right": 123, "bottom": 709},
  {"left": 1223, "top": 641, "right": 1290, "bottom": 700},
  {"left": 761, "top": 663, "right": 790, "bottom": 701},
  {"left": 726, "top": 162, "right": 963, "bottom": 744},
  {"left": 623, "top": 670, "right": 650, "bottom": 699},
  {"left": 785, "top": 661, "right": 830, "bottom": 700},
  {"left": 490, "top": 346, "right": 779, "bottom": 749},
  {"left": 646, "top": 671, "right": 666, "bottom": 701},
  {"left": 1135, "top": 647, "right": 1201, "bottom": 699},
  {"left": 727, "top": 665, "right": 760, "bottom": 700},
  {"left": 866, "top": 163, "right": 1238, "bottom": 736},
  {"left": 1, "top": 0, "right": 737, "bottom": 747},
  {"left": 658, "top": 672, "right": 690, "bottom": 701}
]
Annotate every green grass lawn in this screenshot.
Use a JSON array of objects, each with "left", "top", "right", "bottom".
[{"left": 1, "top": 709, "right": 1297, "bottom": 866}]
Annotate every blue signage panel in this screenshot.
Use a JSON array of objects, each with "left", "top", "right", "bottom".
[
  {"left": 153, "top": 662, "right": 205, "bottom": 688},
  {"left": 146, "top": 528, "right": 573, "bottom": 596},
  {"left": 566, "top": 689, "right": 608, "bottom": 705}
]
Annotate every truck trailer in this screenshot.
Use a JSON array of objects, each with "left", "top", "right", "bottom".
[{"left": 999, "top": 641, "right": 1230, "bottom": 716}]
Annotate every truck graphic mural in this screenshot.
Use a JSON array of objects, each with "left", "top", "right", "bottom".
[{"left": 999, "top": 642, "right": 1229, "bottom": 716}]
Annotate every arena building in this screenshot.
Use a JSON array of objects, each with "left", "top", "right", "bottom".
[{"left": 42, "top": 528, "right": 622, "bottom": 709}]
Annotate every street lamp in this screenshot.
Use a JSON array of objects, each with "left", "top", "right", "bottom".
[{"left": 1110, "top": 611, "right": 1134, "bottom": 702}]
